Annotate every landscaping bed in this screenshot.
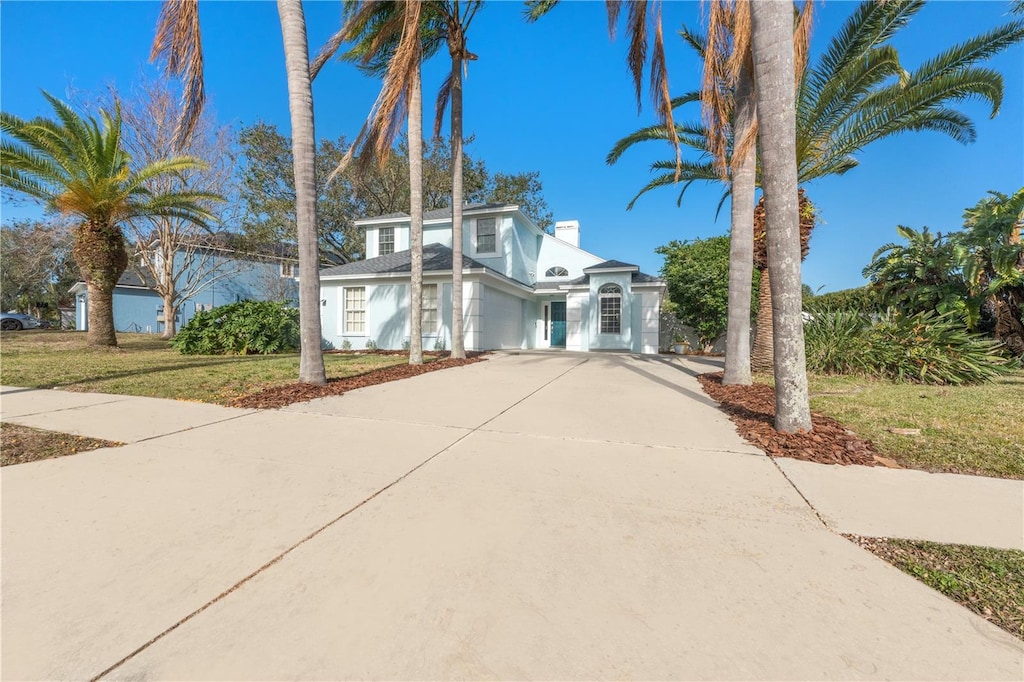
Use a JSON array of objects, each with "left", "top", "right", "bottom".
[
  {"left": 1, "top": 422, "right": 121, "bottom": 466},
  {"left": 697, "top": 372, "right": 880, "bottom": 467},
  {"left": 231, "top": 353, "right": 487, "bottom": 409},
  {"left": 848, "top": 535, "right": 1024, "bottom": 640}
]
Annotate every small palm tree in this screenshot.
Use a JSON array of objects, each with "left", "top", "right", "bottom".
[{"left": 1, "top": 93, "right": 216, "bottom": 347}]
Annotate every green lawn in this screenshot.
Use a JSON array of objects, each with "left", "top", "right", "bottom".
[
  {"left": 851, "top": 536, "right": 1024, "bottom": 639},
  {"left": 0, "top": 331, "right": 408, "bottom": 404},
  {"left": 801, "top": 371, "right": 1024, "bottom": 479}
]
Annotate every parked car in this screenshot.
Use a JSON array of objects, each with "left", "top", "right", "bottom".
[{"left": 0, "top": 312, "right": 49, "bottom": 331}]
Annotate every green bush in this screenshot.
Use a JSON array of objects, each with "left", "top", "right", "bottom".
[
  {"left": 171, "top": 300, "right": 300, "bottom": 355},
  {"left": 804, "top": 309, "right": 1012, "bottom": 384},
  {"left": 808, "top": 286, "right": 882, "bottom": 315}
]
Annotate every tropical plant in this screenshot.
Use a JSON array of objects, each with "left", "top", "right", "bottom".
[
  {"left": 0, "top": 93, "right": 215, "bottom": 347},
  {"left": 804, "top": 309, "right": 1012, "bottom": 385},
  {"left": 863, "top": 225, "right": 969, "bottom": 318},
  {"left": 171, "top": 300, "right": 300, "bottom": 355},
  {"left": 150, "top": 0, "right": 332, "bottom": 383},
  {"left": 957, "top": 188, "right": 1024, "bottom": 355},
  {"left": 340, "top": 0, "right": 433, "bottom": 366},
  {"left": 435, "top": 1, "right": 483, "bottom": 360},
  {"left": 610, "top": 0, "right": 1024, "bottom": 373}
]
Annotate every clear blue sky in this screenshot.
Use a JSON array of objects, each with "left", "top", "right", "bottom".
[{"left": 2, "top": 1, "right": 1022, "bottom": 292}]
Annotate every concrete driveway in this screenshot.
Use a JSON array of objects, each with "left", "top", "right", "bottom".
[{"left": 2, "top": 353, "right": 1021, "bottom": 680}]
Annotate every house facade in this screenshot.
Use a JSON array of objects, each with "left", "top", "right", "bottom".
[
  {"left": 319, "top": 203, "right": 664, "bottom": 354},
  {"left": 70, "top": 238, "right": 303, "bottom": 334}
]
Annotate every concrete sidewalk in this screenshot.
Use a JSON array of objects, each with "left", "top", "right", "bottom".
[{"left": 2, "top": 354, "right": 1021, "bottom": 680}]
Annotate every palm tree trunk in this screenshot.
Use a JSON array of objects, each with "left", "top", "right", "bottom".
[
  {"left": 85, "top": 283, "right": 117, "bottom": 346},
  {"left": 73, "top": 221, "right": 128, "bottom": 347},
  {"left": 751, "top": 267, "right": 774, "bottom": 371},
  {"left": 723, "top": 59, "right": 756, "bottom": 385},
  {"left": 750, "top": 0, "right": 811, "bottom": 433},
  {"left": 408, "top": 49, "right": 424, "bottom": 366},
  {"left": 449, "top": 52, "right": 466, "bottom": 360},
  {"left": 277, "top": 0, "right": 326, "bottom": 384}
]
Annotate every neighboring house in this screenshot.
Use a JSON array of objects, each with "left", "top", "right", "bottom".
[
  {"left": 70, "top": 235, "right": 310, "bottom": 334},
  {"left": 319, "top": 203, "right": 665, "bottom": 354}
]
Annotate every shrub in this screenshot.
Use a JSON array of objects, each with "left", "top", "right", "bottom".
[
  {"left": 365, "top": 339, "right": 378, "bottom": 351},
  {"left": 340, "top": 339, "right": 352, "bottom": 351},
  {"left": 171, "top": 300, "right": 300, "bottom": 355},
  {"left": 804, "top": 309, "right": 1012, "bottom": 384},
  {"left": 809, "top": 286, "right": 882, "bottom": 316}
]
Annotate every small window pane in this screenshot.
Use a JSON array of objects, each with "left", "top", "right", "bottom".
[
  {"left": 545, "top": 266, "right": 569, "bottom": 277},
  {"left": 345, "top": 287, "right": 366, "bottom": 334},
  {"left": 476, "top": 218, "right": 496, "bottom": 253},
  {"left": 599, "top": 284, "right": 621, "bottom": 334},
  {"left": 378, "top": 227, "right": 395, "bottom": 256},
  {"left": 422, "top": 283, "right": 438, "bottom": 330}
]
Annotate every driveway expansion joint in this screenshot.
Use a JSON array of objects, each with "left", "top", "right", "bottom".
[{"left": 90, "top": 357, "right": 590, "bottom": 681}]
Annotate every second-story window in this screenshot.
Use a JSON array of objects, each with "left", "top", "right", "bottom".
[
  {"left": 379, "top": 227, "right": 395, "bottom": 256},
  {"left": 280, "top": 262, "right": 298, "bottom": 278},
  {"left": 476, "top": 217, "right": 497, "bottom": 254}
]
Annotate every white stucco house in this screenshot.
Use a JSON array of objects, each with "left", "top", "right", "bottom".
[{"left": 318, "top": 203, "right": 665, "bottom": 354}]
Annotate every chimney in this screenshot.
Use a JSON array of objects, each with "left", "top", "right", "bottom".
[{"left": 554, "top": 220, "right": 580, "bottom": 248}]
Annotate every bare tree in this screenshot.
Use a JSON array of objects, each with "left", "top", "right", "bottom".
[{"left": 116, "top": 74, "right": 237, "bottom": 338}]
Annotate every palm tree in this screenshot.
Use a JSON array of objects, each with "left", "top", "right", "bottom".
[
  {"left": 150, "top": 0, "right": 330, "bottom": 384},
  {"left": 611, "top": 0, "right": 1024, "bottom": 371},
  {"left": 340, "top": 0, "right": 441, "bottom": 366},
  {"left": 0, "top": 93, "right": 216, "bottom": 347},
  {"left": 434, "top": 1, "right": 483, "bottom": 360},
  {"left": 749, "top": 0, "right": 811, "bottom": 432}
]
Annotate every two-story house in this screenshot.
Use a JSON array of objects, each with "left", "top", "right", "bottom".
[
  {"left": 318, "top": 203, "right": 665, "bottom": 353},
  {"left": 70, "top": 235, "right": 307, "bottom": 334}
]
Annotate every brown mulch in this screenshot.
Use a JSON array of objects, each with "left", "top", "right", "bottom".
[
  {"left": 230, "top": 353, "right": 487, "bottom": 410},
  {"left": 1, "top": 422, "right": 122, "bottom": 467},
  {"left": 697, "top": 372, "right": 880, "bottom": 467}
]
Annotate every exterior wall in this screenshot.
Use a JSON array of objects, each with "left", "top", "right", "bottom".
[
  {"left": 536, "top": 233, "right": 603, "bottom": 282},
  {"left": 586, "top": 272, "right": 633, "bottom": 351},
  {"left": 480, "top": 284, "right": 526, "bottom": 350},
  {"left": 466, "top": 214, "right": 536, "bottom": 285},
  {"left": 75, "top": 253, "right": 296, "bottom": 334},
  {"left": 565, "top": 290, "right": 588, "bottom": 352}
]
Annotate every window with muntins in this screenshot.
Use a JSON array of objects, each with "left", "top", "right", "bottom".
[
  {"left": 545, "top": 266, "right": 569, "bottom": 277},
  {"left": 378, "top": 227, "right": 395, "bottom": 256},
  {"left": 476, "top": 217, "right": 497, "bottom": 254},
  {"left": 345, "top": 287, "right": 366, "bottom": 334},
  {"left": 599, "top": 283, "right": 622, "bottom": 334},
  {"left": 422, "top": 283, "right": 438, "bottom": 331},
  {"left": 280, "top": 262, "right": 298, "bottom": 278}
]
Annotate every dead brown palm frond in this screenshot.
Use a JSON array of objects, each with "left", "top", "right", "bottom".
[
  {"left": 150, "top": 0, "right": 204, "bottom": 149},
  {"left": 626, "top": 2, "right": 649, "bottom": 111},
  {"left": 650, "top": 4, "right": 682, "bottom": 176},
  {"left": 433, "top": 70, "right": 454, "bottom": 140},
  {"left": 606, "top": 0, "right": 623, "bottom": 37},
  {"left": 793, "top": 0, "right": 816, "bottom": 88},
  {"left": 310, "top": 28, "right": 347, "bottom": 81},
  {"left": 701, "top": 0, "right": 735, "bottom": 179}
]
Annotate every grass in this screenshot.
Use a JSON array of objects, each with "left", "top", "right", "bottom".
[
  {"left": 803, "top": 371, "right": 1024, "bottom": 479},
  {"left": 1, "top": 422, "right": 121, "bottom": 466},
  {"left": 0, "top": 331, "right": 409, "bottom": 405},
  {"left": 850, "top": 535, "right": 1024, "bottom": 640}
]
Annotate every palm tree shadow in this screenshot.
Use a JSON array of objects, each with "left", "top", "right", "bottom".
[{"left": 45, "top": 355, "right": 286, "bottom": 390}]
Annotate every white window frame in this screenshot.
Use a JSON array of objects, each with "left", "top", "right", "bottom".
[
  {"left": 422, "top": 283, "right": 438, "bottom": 332},
  {"left": 378, "top": 227, "right": 395, "bottom": 256},
  {"left": 598, "top": 284, "right": 622, "bottom": 335},
  {"left": 472, "top": 216, "right": 500, "bottom": 257},
  {"left": 280, "top": 262, "right": 298, "bottom": 278},
  {"left": 545, "top": 266, "right": 569, "bottom": 278},
  {"left": 343, "top": 286, "right": 366, "bottom": 335}
]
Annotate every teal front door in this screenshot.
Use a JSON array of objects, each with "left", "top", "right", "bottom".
[{"left": 550, "top": 301, "right": 566, "bottom": 347}]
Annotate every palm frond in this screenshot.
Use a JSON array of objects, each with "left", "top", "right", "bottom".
[{"left": 150, "top": 0, "right": 204, "bottom": 147}]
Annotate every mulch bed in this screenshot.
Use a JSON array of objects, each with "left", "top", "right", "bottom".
[
  {"left": 1, "top": 423, "right": 122, "bottom": 467},
  {"left": 697, "top": 372, "right": 881, "bottom": 467},
  {"left": 231, "top": 353, "right": 487, "bottom": 410}
]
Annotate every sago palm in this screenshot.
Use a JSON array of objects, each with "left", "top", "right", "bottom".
[{"left": 0, "top": 93, "right": 216, "bottom": 347}]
